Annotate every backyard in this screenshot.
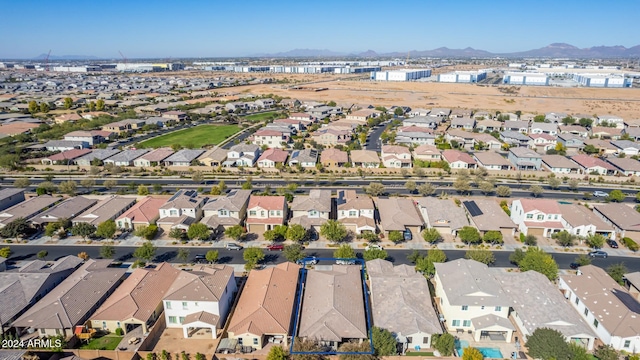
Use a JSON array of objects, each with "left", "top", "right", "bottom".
[
  {"left": 79, "top": 334, "right": 123, "bottom": 350},
  {"left": 139, "top": 125, "right": 241, "bottom": 148},
  {"left": 243, "top": 111, "right": 285, "bottom": 122}
]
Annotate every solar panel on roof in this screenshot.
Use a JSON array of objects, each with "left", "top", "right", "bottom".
[{"left": 464, "top": 200, "right": 483, "bottom": 217}]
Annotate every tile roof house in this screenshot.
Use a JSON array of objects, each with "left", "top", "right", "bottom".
[
  {"left": 475, "top": 119, "right": 503, "bottom": 132},
  {"left": 473, "top": 151, "right": 513, "bottom": 171},
  {"left": 200, "top": 189, "right": 252, "bottom": 231},
  {"left": 29, "top": 196, "right": 98, "bottom": 228},
  {"left": 298, "top": 265, "right": 367, "bottom": 347},
  {"left": 507, "top": 147, "right": 542, "bottom": 171},
  {"left": 63, "top": 130, "right": 108, "bottom": 146},
  {"left": 157, "top": 190, "right": 207, "bottom": 231},
  {"left": 381, "top": 145, "right": 412, "bottom": 168},
  {"left": 198, "top": 147, "right": 228, "bottom": 167},
  {"left": 412, "top": 144, "right": 441, "bottom": 161},
  {"left": 559, "top": 265, "right": 639, "bottom": 351},
  {"left": 502, "top": 120, "right": 529, "bottom": 133},
  {"left": 376, "top": 198, "right": 423, "bottom": 238},
  {"left": 252, "top": 129, "right": 287, "bottom": 149},
  {"left": 590, "top": 126, "right": 623, "bottom": 140},
  {"left": 72, "top": 196, "right": 137, "bottom": 226},
  {"left": 163, "top": 265, "right": 237, "bottom": 339},
  {"left": 396, "top": 126, "right": 436, "bottom": 146},
  {"left": 558, "top": 204, "right": 615, "bottom": 239},
  {"left": 12, "top": 259, "right": 127, "bottom": 337},
  {"left": 510, "top": 199, "right": 564, "bottom": 237},
  {"left": 570, "top": 154, "right": 616, "bottom": 175},
  {"left": 288, "top": 149, "right": 318, "bottom": 168},
  {"left": 226, "top": 144, "right": 261, "bottom": 167},
  {"left": 611, "top": 140, "right": 640, "bottom": 157},
  {"left": 246, "top": 195, "right": 287, "bottom": 234},
  {"left": 164, "top": 149, "right": 205, "bottom": 167},
  {"left": 500, "top": 131, "right": 531, "bottom": 146},
  {"left": 0, "top": 188, "right": 25, "bottom": 212},
  {"left": 320, "top": 148, "right": 349, "bottom": 168},
  {"left": 441, "top": 150, "right": 477, "bottom": 169},
  {"left": 402, "top": 116, "right": 438, "bottom": 129},
  {"left": 350, "top": 150, "right": 381, "bottom": 168},
  {"left": 417, "top": 198, "right": 469, "bottom": 236},
  {"left": 133, "top": 148, "right": 175, "bottom": 167},
  {"left": 557, "top": 134, "right": 585, "bottom": 150},
  {"left": 593, "top": 204, "right": 640, "bottom": 240},
  {"left": 227, "top": 262, "right": 300, "bottom": 350},
  {"left": 529, "top": 122, "right": 558, "bottom": 136},
  {"left": 336, "top": 190, "right": 376, "bottom": 234},
  {"left": 103, "top": 149, "right": 149, "bottom": 167},
  {"left": 450, "top": 117, "right": 475, "bottom": 130},
  {"left": 541, "top": 155, "right": 580, "bottom": 174},
  {"left": 0, "top": 195, "right": 61, "bottom": 228},
  {"left": 558, "top": 125, "right": 589, "bottom": 138},
  {"left": 41, "top": 149, "right": 92, "bottom": 165},
  {"left": 257, "top": 148, "right": 289, "bottom": 168},
  {"left": 583, "top": 138, "right": 618, "bottom": 156},
  {"left": 75, "top": 149, "right": 121, "bottom": 166},
  {"left": 528, "top": 133, "right": 557, "bottom": 152},
  {"left": 605, "top": 157, "right": 640, "bottom": 176},
  {"left": 116, "top": 196, "right": 166, "bottom": 230},
  {"left": 463, "top": 199, "right": 517, "bottom": 236},
  {"left": 289, "top": 189, "right": 332, "bottom": 231},
  {"left": 311, "top": 128, "right": 351, "bottom": 146},
  {"left": 367, "top": 259, "right": 441, "bottom": 351}
]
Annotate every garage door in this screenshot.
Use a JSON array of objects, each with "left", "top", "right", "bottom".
[
  {"left": 501, "top": 228, "right": 516, "bottom": 242},
  {"left": 527, "top": 227, "right": 545, "bottom": 237},
  {"left": 248, "top": 224, "right": 266, "bottom": 235}
]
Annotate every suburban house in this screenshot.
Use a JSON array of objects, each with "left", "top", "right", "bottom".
[
  {"left": 298, "top": 265, "right": 367, "bottom": 349},
  {"left": 161, "top": 110, "right": 188, "bottom": 122},
  {"left": 624, "top": 272, "right": 640, "bottom": 301},
  {"left": 164, "top": 265, "right": 237, "bottom": 339},
  {"left": 312, "top": 128, "right": 352, "bottom": 146},
  {"left": 463, "top": 199, "right": 517, "bottom": 237},
  {"left": 441, "top": 150, "right": 477, "bottom": 169},
  {"left": 606, "top": 157, "right": 640, "bottom": 176},
  {"left": 0, "top": 195, "right": 61, "bottom": 228},
  {"left": 41, "top": 149, "right": 92, "bottom": 165},
  {"left": 0, "top": 188, "right": 26, "bottom": 212},
  {"left": 585, "top": 138, "right": 622, "bottom": 156},
  {"left": 257, "top": 148, "right": 289, "bottom": 168},
  {"left": 593, "top": 204, "right": 640, "bottom": 240},
  {"left": 0, "top": 256, "right": 84, "bottom": 333},
  {"left": 412, "top": 144, "right": 441, "bottom": 162},
  {"left": 570, "top": 154, "right": 616, "bottom": 175},
  {"left": 502, "top": 120, "right": 529, "bottom": 133},
  {"left": 29, "top": 196, "right": 98, "bottom": 229},
  {"left": 541, "top": 155, "right": 580, "bottom": 174},
  {"left": 226, "top": 144, "right": 261, "bottom": 167},
  {"left": 500, "top": 131, "right": 532, "bottom": 146},
  {"left": 252, "top": 129, "right": 287, "bottom": 149},
  {"left": 43, "top": 140, "right": 88, "bottom": 152},
  {"left": 336, "top": 190, "right": 376, "bottom": 234},
  {"left": 557, "top": 134, "right": 585, "bottom": 150},
  {"left": 395, "top": 126, "right": 435, "bottom": 145},
  {"left": 72, "top": 196, "right": 137, "bottom": 226},
  {"left": 103, "top": 149, "right": 149, "bottom": 167},
  {"left": 75, "top": 149, "right": 121, "bottom": 166},
  {"left": 346, "top": 109, "right": 378, "bottom": 122},
  {"left": 417, "top": 198, "right": 469, "bottom": 236},
  {"left": 289, "top": 189, "right": 332, "bottom": 232},
  {"left": 367, "top": 259, "right": 441, "bottom": 351},
  {"left": 164, "top": 150, "right": 205, "bottom": 167},
  {"left": 376, "top": 198, "right": 423, "bottom": 239},
  {"left": 350, "top": 150, "right": 380, "bottom": 168},
  {"left": 402, "top": 116, "right": 438, "bottom": 129},
  {"left": 510, "top": 199, "right": 564, "bottom": 237},
  {"left": 115, "top": 196, "right": 166, "bottom": 230},
  {"left": 90, "top": 262, "right": 181, "bottom": 334},
  {"left": 63, "top": 130, "right": 112, "bottom": 146},
  {"left": 380, "top": 145, "right": 412, "bottom": 168},
  {"left": 591, "top": 126, "right": 623, "bottom": 140},
  {"left": 559, "top": 125, "right": 589, "bottom": 138},
  {"left": 507, "top": 147, "right": 542, "bottom": 171},
  {"left": 475, "top": 119, "right": 502, "bottom": 132},
  {"left": 429, "top": 108, "right": 451, "bottom": 120},
  {"left": 198, "top": 147, "right": 228, "bottom": 167},
  {"left": 528, "top": 134, "right": 557, "bottom": 152},
  {"left": 320, "top": 148, "right": 349, "bottom": 168},
  {"left": 133, "top": 148, "right": 175, "bottom": 167},
  {"left": 450, "top": 117, "right": 475, "bottom": 130},
  {"left": 288, "top": 149, "right": 319, "bottom": 168},
  {"left": 445, "top": 129, "right": 477, "bottom": 150},
  {"left": 473, "top": 151, "right": 513, "bottom": 171},
  {"left": 559, "top": 204, "right": 615, "bottom": 239},
  {"left": 597, "top": 114, "right": 624, "bottom": 129},
  {"left": 200, "top": 189, "right": 252, "bottom": 232},
  {"left": 227, "top": 262, "right": 300, "bottom": 350},
  {"left": 12, "top": 259, "right": 127, "bottom": 337},
  {"left": 559, "top": 265, "right": 639, "bottom": 351},
  {"left": 611, "top": 140, "right": 640, "bottom": 156},
  {"left": 246, "top": 195, "right": 287, "bottom": 234},
  {"left": 157, "top": 190, "right": 206, "bottom": 231},
  {"left": 529, "top": 122, "right": 558, "bottom": 136}
]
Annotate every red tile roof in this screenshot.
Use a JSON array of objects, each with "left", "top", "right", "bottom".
[
  {"left": 247, "top": 195, "right": 286, "bottom": 211},
  {"left": 442, "top": 149, "right": 476, "bottom": 164},
  {"left": 519, "top": 198, "right": 561, "bottom": 214},
  {"left": 46, "top": 149, "right": 92, "bottom": 161},
  {"left": 116, "top": 197, "right": 166, "bottom": 224},
  {"left": 571, "top": 154, "right": 615, "bottom": 170}
]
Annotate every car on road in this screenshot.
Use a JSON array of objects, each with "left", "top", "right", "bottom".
[
  {"left": 226, "top": 243, "right": 243, "bottom": 251},
  {"left": 297, "top": 256, "right": 318, "bottom": 265},
  {"left": 588, "top": 250, "right": 608, "bottom": 258},
  {"left": 593, "top": 191, "right": 609, "bottom": 197},
  {"left": 606, "top": 239, "right": 619, "bottom": 248},
  {"left": 266, "top": 243, "right": 284, "bottom": 251},
  {"left": 194, "top": 254, "right": 207, "bottom": 263},
  {"left": 366, "top": 244, "right": 383, "bottom": 251},
  {"left": 336, "top": 259, "right": 357, "bottom": 265},
  {"left": 569, "top": 262, "right": 580, "bottom": 270}
]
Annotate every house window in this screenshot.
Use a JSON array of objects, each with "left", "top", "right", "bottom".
[
  {"left": 481, "top": 306, "right": 485, "bottom": 310},
  {"left": 624, "top": 340, "right": 631, "bottom": 348},
  {"left": 593, "top": 319, "right": 598, "bottom": 328},
  {"left": 117, "top": 322, "right": 120, "bottom": 328},
  {"left": 219, "top": 210, "right": 228, "bottom": 217},
  {"left": 261, "top": 211, "right": 265, "bottom": 217},
  {"left": 102, "top": 321, "right": 107, "bottom": 329},
  {"left": 253, "top": 338, "right": 259, "bottom": 345},
  {"left": 575, "top": 297, "right": 579, "bottom": 305},
  {"left": 249, "top": 211, "right": 256, "bottom": 216},
  {"left": 179, "top": 317, "right": 185, "bottom": 324},
  {"left": 309, "top": 210, "right": 318, "bottom": 217},
  {"left": 576, "top": 229, "right": 581, "bottom": 235},
  {"left": 238, "top": 338, "right": 243, "bottom": 345},
  {"left": 166, "top": 301, "right": 171, "bottom": 309},
  {"left": 584, "top": 308, "right": 589, "bottom": 316},
  {"left": 422, "top": 337, "right": 429, "bottom": 345},
  {"left": 195, "top": 302, "right": 198, "bottom": 307},
  {"left": 276, "top": 210, "right": 281, "bottom": 216},
  {"left": 349, "top": 210, "right": 357, "bottom": 217},
  {"left": 170, "top": 210, "right": 178, "bottom": 216},
  {"left": 461, "top": 305, "right": 468, "bottom": 311},
  {"left": 182, "top": 302, "right": 188, "bottom": 310},
  {"left": 406, "top": 337, "right": 413, "bottom": 344},
  {"left": 55, "top": 329, "right": 61, "bottom": 335},
  {"left": 39, "top": 329, "right": 46, "bottom": 335},
  {"left": 463, "top": 320, "right": 471, "bottom": 327},
  {"left": 537, "top": 215, "right": 544, "bottom": 220},
  {"left": 554, "top": 215, "right": 558, "bottom": 220},
  {"left": 495, "top": 306, "right": 502, "bottom": 311},
  {"left": 452, "top": 320, "right": 460, "bottom": 327},
  {"left": 526, "top": 214, "right": 533, "bottom": 219}
]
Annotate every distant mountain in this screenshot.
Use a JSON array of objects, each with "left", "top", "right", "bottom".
[
  {"left": 503, "top": 43, "right": 640, "bottom": 57},
  {"left": 33, "top": 54, "right": 100, "bottom": 60}
]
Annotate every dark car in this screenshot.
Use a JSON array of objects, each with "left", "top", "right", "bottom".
[
  {"left": 606, "top": 239, "right": 619, "bottom": 249},
  {"left": 226, "top": 243, "right": 243, "bottom": 251},
  {"left": 194, "top": 254, "right": 207, "bottom": 263},
  {"left": 588, "top": 250, "right": 608, "bottom": 258},
  {"left": 266, "top": 243, "right": 284, "bottom": 251},
  {"left": 569, "top": 262, "right": 580, "bottom": 270}
]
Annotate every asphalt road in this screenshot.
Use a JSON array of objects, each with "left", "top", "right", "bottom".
[
  {"left": 5, "top": 245, "right": 639, "bottom": 272},
  {"left": 364, "top": 121, "right": 389, "bottom": 152}
]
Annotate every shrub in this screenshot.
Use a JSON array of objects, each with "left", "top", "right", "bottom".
[
  {"left": 622, "top": 237, "right": 639, "bottom": 251},
  {"left": 115, "top": 327, "right": 124, "bottom": 336}
]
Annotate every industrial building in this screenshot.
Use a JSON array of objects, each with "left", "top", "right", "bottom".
[
  {"left": 437, "top": 70, "right": 487, "bottom": 83},
  {"left": 572, "top": 73, "right": 633, "bottom": 88},
  {"left": 115, "top": 63, "right": 184, "bottom": 72},
  {"left": 371, "top": 69, "right": 432, "bottom": 81},
  {"left": 51, "top": 65, "right": 102, "bottom": 73},
  {"left": 502, "top": 72, "right": 549, "bottom": 86}
]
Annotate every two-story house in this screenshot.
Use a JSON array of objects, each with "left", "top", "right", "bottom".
[
  {"left": 412, "top": 144, "right": 441, "bottom": 162},
  {"left": 226, "top": 144, "right": 261, "bottom": 167},
  {"left": 507, "top": 147, "right": 542, "bottom": 171},
  {"left": 381, "top": 145, "right": 412, "bottom": 168},
  {"left": 252, "top": 129, "right": 287, "bottom": 149},
  {"left": 200, "top": 190, "right": 251, "bottom": 233},
  {"left": 395, "top": 126, "right": 436, "bottom": 146},
  {"left": 289, "top": 189, "right": 332, "bottom": 233},
  {"left": 510, "top": 198, "right": 564, "bottom": 237},
  {"left": 336, "top": 190, "right": 376, "bottom": 234},
  {"left": 157, "top": 190, "right": 207, "bottom": 232},
  {"left": 246, "top": 195, "right": 287, "bottom": 234},
  {"left": 311, "top": 128, "right": 351, "bottom": 146},
  {"left": 320, "top": 148, "right": 349, "bottom": 168}
]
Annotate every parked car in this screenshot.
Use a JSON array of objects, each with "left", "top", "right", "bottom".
[
  {"left": 194, "top": 254, "right": 207, "bottom": 263},
  {"left": 569, "top": 262, "right": 580, "bottom": 270},
  {"left": 336, "top": 259, "right": 357, "bottom": 265},
  {"left": 606, "top": 239, "right": 619, "bottom": 249},
  {"left": 296, "top": 256, "right": 318, "bottom": 265},
  {"left": 366, "top": 244, "right": 383, "bottom": 251},
  {"left": 266, "top": 243, "right": 284, "bottom": 251},
  {"left": 588, "top": 250, "right": 608, "bottom": 258},
  {"left": 403, "top": 229, "right": 413, "bottom": 241},
  {"left": 593, "top": 191, "right": 609, "bottom": 197},
  {"left": 226, "top": 243, "right": 243, "bottom": 251}
]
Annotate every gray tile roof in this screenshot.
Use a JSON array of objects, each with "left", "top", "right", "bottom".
[
  {"left": 377, "top": 198, "right": 423, "bottom": 231},
  {"left": 75, "top": 149, "right": 121, "bottom": 164},
  {"left": 435, "top": 259, "right": 507, "bottom": 307},
  {"left": 463, "top": 199, "right": 516, "bottom": 231},
  {"left": 202, "top": 189, "right": 251, "bottom": 212},
  {"left": 72, "top": 196, "right": 136, "bottom": 225},
  {"left": 164, "top": 265, "right": 234, "bottom": 302},
  {"left": 0, "top": 195, "right": 60, "bottom": 227},
  {"left": 104, "top": 149, "right": 149, "bottom": 163},
  {"left": 29, "top": 196, "right": 98, "bottom": 225},
  {"left": 164, "top": 149, "right": 205, "bottom": 163},
  {"left": 417, "top": 198, "right": 469, "bottom": 231},
  {"left": 289, "top": 189, "right": 331, "bottom": 212}
]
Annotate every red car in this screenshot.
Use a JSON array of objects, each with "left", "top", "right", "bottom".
[{"left": 266, "top": 243, "right": 284, "bottom": 251}]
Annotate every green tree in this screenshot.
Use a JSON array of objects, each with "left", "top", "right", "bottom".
[
  {"left": 283, "top": 244, "right": 305, "bottom": 263},
  {"left": 133, "top": 241, "right": 157, "bottom": 262},
  {"left": 458, "top": 226, "right": 481, "bottom": 245},
  {"left": 153, "top": 183, "right": 163, "bottom": 193},
  {"left": 1, "top": 218, "right": 30, "bottom": 239},
  {"left": 363, "top": 248, "right": 388, "bottom": 261},
  {"left": 529, "top": 184, "right": 544, "bottom": 197},
  {"left": 405, "top": 180, "right": 417, "bottom": 193},
  {"left": 205, "top": 250, "right": 219, "bottom": 263},
  {"left": 583, "top": 144, "right": 599, "bottom": 154},
  {"left": 243, "top": 247, "right": 265, "bottom": 270},
  {"left": 71, "top": 222, "right": 96, "bottom": 240},
  {"left": 338, "top": 342, "right": 376, "bottom": 360},
  {"left": 417, "top": 183, "right": 436, "bottom": 196},
  {"left": 607, "top": 262, "right": 628, "bottom": 285},
  {"left": 0, "top": 154, "right": 21, "bottom": 170},
  {"left": 548, "top": 176, "right": 562, "bottom": 189},
  {"left": 137, "top": 185, "right": 150, "bottom": 195},
  {"left": 95, "top": 220, "right": 117, "bottom": 239},
  {"left": 187, "top": 223, "right": 211, "bottom": 240},
  {"left": 241, "top": 180, "right": 252, "bottom": 190},
  {"left": 462, "top": 347, "right": 484, "bottom": 360},
  {"left": 103, "top": 179, "right": 117, "bottom": 190},
  {"left": 578, "top": 118, "right": 593, "bottom": 128},
  {"left": 39, "top": 102, "right": 50, "bottom": 113},
  {"left": 465, "top": 249, "right": 496, "bottom": 265},
  {"left": 388, "top": 231, "right": 404, "bottom": 243},
  {"left": 519, "top": 247, "right": 559, "bottom": 281},
  {"left": 266, "top": 345, "right": 287, "bottom": 360},
  {"left": 177, "top": 248, "right": 190, "bottom": 264},
  {"left": 80, "top": 178, "right": 96, "bottom": 192},
  {"left": 607, "top": 189, "right": 625, "bottom": 202},
  {"left": 509, "top": 248, "right": 525, "bottom": 265},
  {"left": 96, "top": 99, "right": 105, "bottom": 111},
  {"left": 453, "top": 177, "right": 471, "bottom": 194},
  {"left": 192, "top": 171, "right": 204, "bottom": 183},
  {"left": 585, "top": 233, "right": 605, "bottom": 249},
  {"left": 58, "top": 180, "right": 77, "bottom": 196},
  {"left": 44, "top": 222, "right": 60, "bottom": 237},
  {"left": 28, "top": 100, "right": 38, "bottom": 114},
  {"left": 371, "top": 327, "right": 397, "bottom": 356},
  {"left": 574, "top": 254, "right": 592, "bottom": 266},
  {"left": 0, "top": 247, "right": 11, "bottom": 258},
  {"left": 134, "top": 225, "right": 158, "bottom": 240},
  {"left": 333, "top": 244, "right": 356, "bottom": 259},
  {"left": 568, "top": 178, "right": 580, "bottom": 191},
  {"left": 218, "top": 180, "right": 227, "bottom": 193},
  {"left": 364, "top": 182, "right": 385, "bottom": 196},
  {"left": 553, "top": 230, "right": 576, "bottom": 247},
  {"left": 479, "top": 181, "right": 494, "bottom": 195},
  {"left": 13, "top": 178, "right": 31, "bottom": 188},
  {"left": 482, "top": 230, "right": 503, "bottom": 245},
  {"left": 100, "top": 244, "right": 115, "bottom": 259},
  {"left": 63, "top": 97, "right": 73, "bottom": 109},
  {"left": 320, "top": 220, "right": 347, "bottom": 243},
  {"left": 593, "top": 345, "right": 618, "bottom": 360},
  {"left": 568, "top": 342, "right": 591, "bottom": 360},
  {"left": 224, "top": 225, "right": 246, "bottom": 241},
  {"left": 421, "top": 228, "right": 442, "bottom": 244},
  {"left": 524, "top": 234, "right": 537, "bottom": 246},
  {"left": 286, "top": 224, "right": 307, "bottom": 242},
  {"left": 394, "top": 107, "right": 404, "bottom": 116},
  {"left": 525, "top": 328, "right": 570, "bottom": 360},
  {"left": 432, "top": 333, "right": 455, "bottom": 357},
  {"left": 37, "top": 250, "right": 48, "bottom": 259}
]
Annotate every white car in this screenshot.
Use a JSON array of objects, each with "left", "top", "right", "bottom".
[
  {"left": 366, "top": 244, "right": 383, "bottom": 251},
  {"left": 593, "top": 191, "right": 609, "bottom": 197}
]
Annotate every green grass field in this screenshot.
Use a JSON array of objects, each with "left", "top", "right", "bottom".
[
  {"left": 243, "top": 111, "right": 284, "bottom": 122},
  {"left": 140, "top": 125, "right": 241, "bottom": 148},
  {"left": 79, "top": 334, "right": 123, "bottom": 350},
  {"left": 405, "top": 351, "right": 434, "bottom": 356}
]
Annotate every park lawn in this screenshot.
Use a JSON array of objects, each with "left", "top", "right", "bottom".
[
  {"left": 243, "top": 111, "right": 284, "bottom": 122},
  {"left": 79, "top": 334, "right": 123, "bottom": 350},
  {"left": 140, "top": 125, "right": 241, "bottom": 148}
]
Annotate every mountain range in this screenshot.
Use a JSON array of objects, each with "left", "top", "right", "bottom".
[{"left": 252, "top": 43, "right": 640, "bottom": 58}]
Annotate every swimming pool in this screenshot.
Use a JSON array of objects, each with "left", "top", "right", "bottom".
[{"left": 455, "top": 339, "right": 504, "bottom": 359}]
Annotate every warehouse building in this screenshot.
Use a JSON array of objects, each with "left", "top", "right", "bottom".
[
  {"left": 572, "top": 73, "right": 633, "bottom": 88},
  {"left": 502, "top": 72, "right": 549, "bottom": 86},
  {"left": 371, "top": 69, "right": 432, "bottom": 81},
  {"left": 438, "top": 70, "right": 487, "bottom": 83}
]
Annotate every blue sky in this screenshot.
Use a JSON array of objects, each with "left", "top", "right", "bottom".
[{"left": 2, "top": 0, "right": 639, "bottom": 59}]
